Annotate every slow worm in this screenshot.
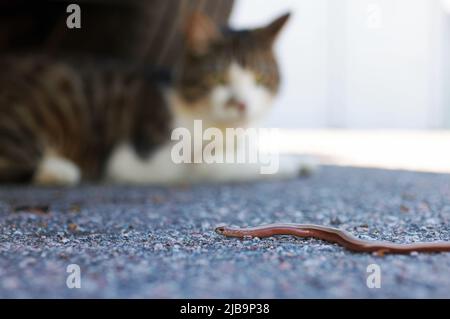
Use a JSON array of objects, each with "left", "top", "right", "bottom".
[{"left": 215, "top": 223, "right": 450, "bottom": 255}]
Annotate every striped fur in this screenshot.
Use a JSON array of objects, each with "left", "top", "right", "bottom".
[
  {"left": 0, "top": 12, "right": 290, "bottom": 184},
  {"left": 0, "top": 55, "right": 171, "bottom": 182}
]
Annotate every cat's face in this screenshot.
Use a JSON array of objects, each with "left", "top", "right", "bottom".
[{"left": 172, "top": 12, "right": 290, "bottom": 128}]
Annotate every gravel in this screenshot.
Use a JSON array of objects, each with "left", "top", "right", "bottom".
[{"left": 1, "top": 166, "right": 450, "bottom": 298}]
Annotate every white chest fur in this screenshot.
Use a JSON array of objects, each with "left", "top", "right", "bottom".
[{"left": 105, "top": 61, "right": 311, "bottom": 184}]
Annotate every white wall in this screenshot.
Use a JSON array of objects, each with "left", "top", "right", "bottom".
[
  {"left": 231, "top": 0, "right": 448, "bottom": 129},
  {"left": 343, "top": 0, "right": 440, "bottom": 129},
  {"left": 231, "top": 0, "right": 329, "bottom": 128},
  {"left": 442, "top": 1, "right": 450, "bottom": 127}
]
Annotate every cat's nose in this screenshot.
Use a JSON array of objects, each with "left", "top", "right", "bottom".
[
  {"left": 227, "top": 98, "right": 246, "bottom": 112},
  {"left": 235, "top": 101, "right": 246, "bottom": 112}
]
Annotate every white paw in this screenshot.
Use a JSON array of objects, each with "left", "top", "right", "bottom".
[
  {"left": 33, "top": 156, "right": 81, "bottom": 186},
  {"left": 106, "top": 143, "right": 186, "bottom": 185}
]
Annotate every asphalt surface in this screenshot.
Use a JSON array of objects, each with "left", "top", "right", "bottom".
[{"left": 1, "top": 166, "right": 450, "bottom": 298}]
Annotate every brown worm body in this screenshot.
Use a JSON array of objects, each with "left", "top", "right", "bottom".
[{"left": 215, "top": 224, "right": 450, "bottom": 255}]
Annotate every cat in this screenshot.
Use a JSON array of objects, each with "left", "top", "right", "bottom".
[{"left": 0, "top": 12, "right": 313, "bottom": 185}]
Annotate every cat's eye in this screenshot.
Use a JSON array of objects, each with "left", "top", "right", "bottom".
[
  {"left": 213, "top": 74, "right": 227, "bottom": 85},
  {"left": 255, "top": 74, "right": 265, "bottom": 85}
]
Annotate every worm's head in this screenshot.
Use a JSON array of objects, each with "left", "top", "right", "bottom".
[{"left": 215, "top": 225, "right": 227, "bottom": 235}]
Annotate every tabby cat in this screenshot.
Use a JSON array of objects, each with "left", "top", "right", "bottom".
[{"left": 0, "top": 12, "right": 307, "bottom": 185}]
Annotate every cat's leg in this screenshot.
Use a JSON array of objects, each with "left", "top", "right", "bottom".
[
  {"left": 106, "top": 143, "right": 317, "bottom": 184},
  {"left": 106, "top": 143, "right": 186, "bottom": 184},
  {"left": 0, "top": 144, "right": 81, "bottom": 185},
  {"left": 191, "top": 152, "right": 318, "bottom": 183},
  {"left": 190, "top": 161, "right": 265, "bottom": 183},
  {"left": 33, "top": 154, "right": 81, "bottom": 186}
]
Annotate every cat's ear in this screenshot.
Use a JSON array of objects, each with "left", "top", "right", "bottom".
[
  {"left": 184, "top": 12, "right": 221, "bottom": 56},
  {"left": 256, "top": 12, "right": 291, "bottom": 46}
]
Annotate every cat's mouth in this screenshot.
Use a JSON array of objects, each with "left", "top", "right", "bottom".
[{"left": 225, "top": 99, "right": 246, "bottom": 113}]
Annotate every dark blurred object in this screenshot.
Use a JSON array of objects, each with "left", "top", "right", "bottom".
[{"left": 0, "top": 0, "right": 234, "bottom": 68}]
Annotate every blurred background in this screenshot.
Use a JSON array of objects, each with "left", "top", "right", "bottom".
[
  {"left": 233, "top": 0, "right": 450, "bottom": 173},
  {"left": 1, "top": 0, "right": 449, "bottom": 173},
  {"left": 233, "top": 0, "right": 450, "bottom": 130}
]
